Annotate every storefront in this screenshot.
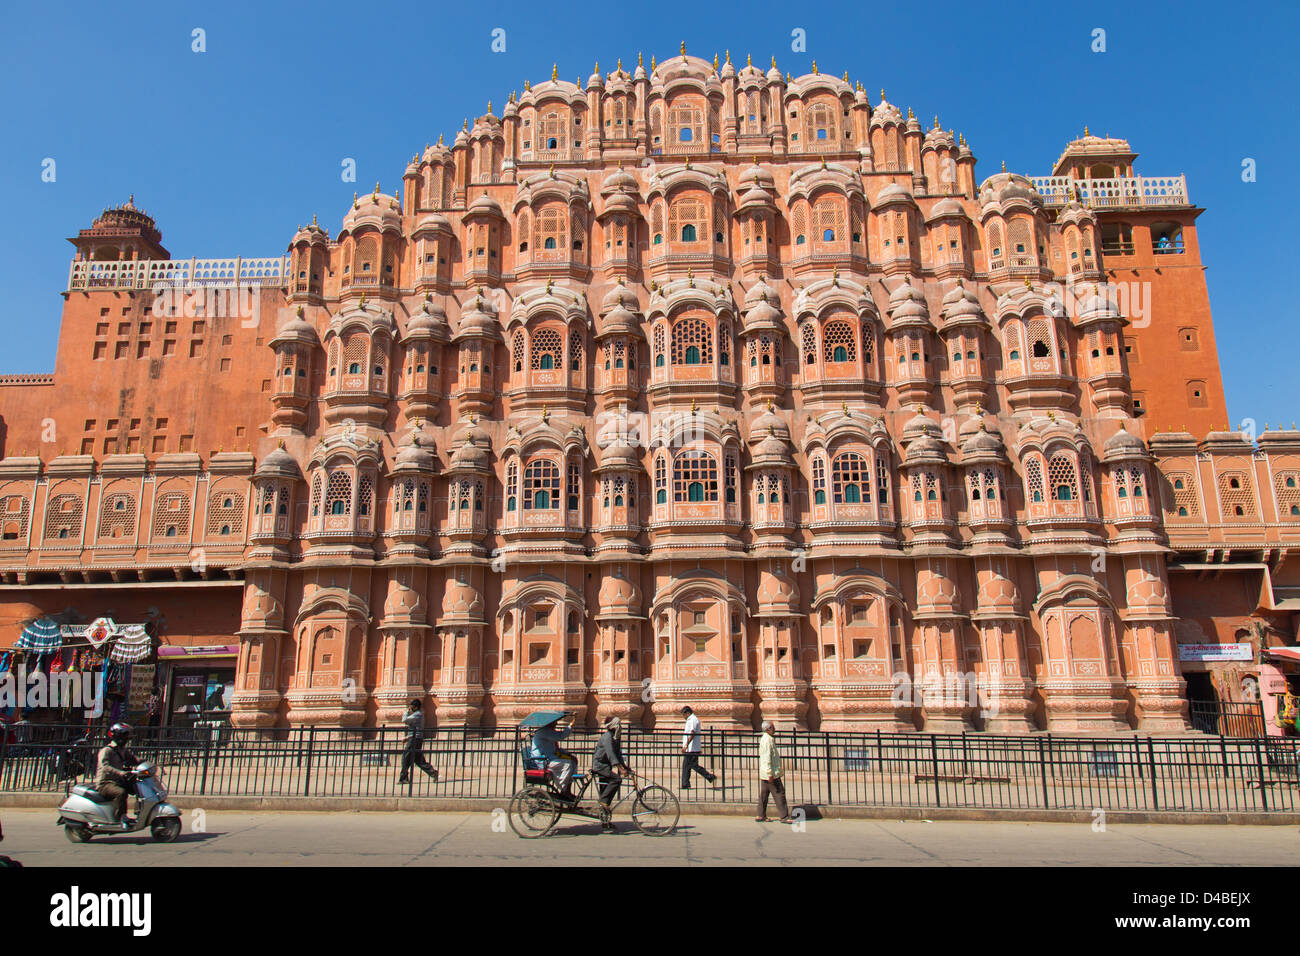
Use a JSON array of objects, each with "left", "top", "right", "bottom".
[
  {"left": 156, "top": 645, "right": 237, "bottom": 729},
  {"left": 1260, "top": 647, "right": 1300, "bottom": 736}
]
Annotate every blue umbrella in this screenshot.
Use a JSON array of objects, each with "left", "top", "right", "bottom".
[
  {"left": 519, "top": 710, "right": 568, "bottom": 729},
  {"left": 16, "top": 617, "right": 61, "bottom": 653}
]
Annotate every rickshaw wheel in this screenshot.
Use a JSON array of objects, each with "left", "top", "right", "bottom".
[
  {"left": 508, "top": 786, "right": 560, "bottom": 838},
  {"left": 631, "top": 785, "right": 680, "bottom": 836}
]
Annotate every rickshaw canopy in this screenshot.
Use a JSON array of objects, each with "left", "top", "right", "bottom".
[{"left": 519, "top": 710, "right": 567, "bottom": 729}]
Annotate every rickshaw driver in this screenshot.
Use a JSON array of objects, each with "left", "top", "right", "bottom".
[{"left": 529, "top": 712, "right": 578, "bottom": 800}]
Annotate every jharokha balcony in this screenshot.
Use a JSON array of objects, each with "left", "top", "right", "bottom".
[{"left": 1030, "top": 175, "right": 1190, "bottom": 210}]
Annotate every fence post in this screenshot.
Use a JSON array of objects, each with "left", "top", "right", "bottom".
[
  {"left": 1252, "top": 736, "right": 1270, "bottom": 812},
  {"left": 1036, "top": 736, "right": 1050, "bottom": 809},
  {"left": 823, "top": 730, "right": 833, "bottom": 806},
  {"left": 199, "top": 728, "right": 212, "bottom": 797},
  {"left": 929, "top": 735, "right": 942, "bottom": 807},
  {"left": 303, "top": 726, "right": 316, "bottom": 797},
  {"left": 1146, "top": 737, "right": 1159, "bottom": 811}
]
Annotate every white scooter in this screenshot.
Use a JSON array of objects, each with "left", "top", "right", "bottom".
[{"left": 56, "top": 762, "right": 182, "bottom": 843}]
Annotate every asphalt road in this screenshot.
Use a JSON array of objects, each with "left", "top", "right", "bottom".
[{"left": 2, "top": 809, "right": 1297, "bottom": 865}]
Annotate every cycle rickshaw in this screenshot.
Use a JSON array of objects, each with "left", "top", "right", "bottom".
[{"left": 508, "top": 711, "right": 680, "bottom": 838}]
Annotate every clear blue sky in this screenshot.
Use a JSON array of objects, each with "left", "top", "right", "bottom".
[{"left": 1, "top": 0, "right": 1294, "bottom": 427}]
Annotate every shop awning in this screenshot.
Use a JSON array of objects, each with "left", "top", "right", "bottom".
[
  {"left": 1264, "top": 647, "right": 1300, "bottom": 663},
  {"left": 157, "top": 644, "right": 239, "bottom": 659},
  {"left": 15, "top": 617, "right": 61, "bottom": 652}
]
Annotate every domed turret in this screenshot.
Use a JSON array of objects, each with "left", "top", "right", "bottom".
[{"left": 442, "top": 576, "right": 484, "bottom": 620}]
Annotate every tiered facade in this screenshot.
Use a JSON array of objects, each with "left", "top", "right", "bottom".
[{"left": 3, "top": 49, "right": 1298, "bottom": 732}]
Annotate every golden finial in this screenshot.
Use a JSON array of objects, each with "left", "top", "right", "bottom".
[
  {"left": 681, "top": 40, "right": 687, "bottom": 61},
  {"left": 358, "top": 294, "right": 367, "bottom": 309},
  {"left": 934, "top": 115, "right": 940, "bottom": 130},
  {"left": 821, "top": 155, "right": 827, "bottom": 169},
  {"left": 352, "top": 191, "right": 358, "bottom": 209},
  {"left": 487, "top": 100, "right": 492, "bottom": 114},
  {"left": 548, "top": 163, "right": 555, "bottom": 178},
  {"left": 311, "top": 213, "right": 317, "bottom": 226},
  {"left": 546, "top": 278, "right": 553, "bottom": 293},
  {"left": 438, "top": 133, "right": 444, "bottom": 145},
  {"left": 771, "top": 56, "right": 777, "bottom": 69},
  {"left": 843, "top": 71, "right": 849, "bottom": 82},
  {"left": 725, "top": 50, "right": 731, "bottom": 65},
  {"left": 974, "top": 401, "right": 982, "bottom": 416},
  {"left": 552, "top": 63, "right": 558, "bottom": 81},
  {"left": 959, "top": 132, "right": 965, "bottom": 146},
  {"left": 1084, "top": 125, "right": 1089, "bottom": 136},
  {"left": 593, "top": 61, "right": 599, "bottom": 75},
  {"left": 832, "top": 266, "right": 839, "bottom": 285},
  {"left": 713, "top": 53, "right": 718, "bottom": 72},
  {"left": 907, "top": 106, "right": 914, "bottom": 120},
  {"left": 524, "top": 79, "right": 531, "bottom": 92},
  {"left": 617, "top": 57, "right": 622, "bottom": 73},
  {"left": 690, "top": 399, "right": 698, "bottom": 415},
  {"left": 842, "top": 402, "right": 850, "bottom": 416},
  {"left": 880, "top": 88, "right": 886, "bottom": 101},
  {"left": 1001, "top": 160, "right": 1006, "bottom": 172},
  {"left": 463, "top": 118, "right": 468, "bottom": 130},
  {"left": 638, "top": 51, "right": 643, "bottom": 67},
  {"left": 468, "top": 411, "right": 477, "bottom": 425},
  {"left": 766, "top": 398, "right": 773, "bottom": 412},
  {"left": 811, "top": 59, "right": 818, "bottom": 74},
  {"left": 1047, "top": 411, "right": 1056, "bottom": 422},
  {"left": 651, "top": 55, "right": 657, "bottom": 71},
  {"left": 277, "top": 439, "right": 286, "bottom": 450},
  {"left": 296, "top": 305, "right": 304, "bottom": 317},
  {"left": 747, "top": 53, "right": 752, "bottom": 67},
  {"left": 540, "top": 404, "right": 549, "bottom": 423},
  {"left": 1023, "top": 276, "right": 1032, "bottom": 289},
  {"left": 373, "top": 181, "right": 380, "bottom": 196}
]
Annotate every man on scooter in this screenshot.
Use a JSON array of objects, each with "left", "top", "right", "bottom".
[{"left": 94, "top": 723, "right": 141, "bottom": 825}]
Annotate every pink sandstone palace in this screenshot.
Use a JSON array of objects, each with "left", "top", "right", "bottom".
[{"left": 1, "top": 49, "right": 1297, "bottom": 734}]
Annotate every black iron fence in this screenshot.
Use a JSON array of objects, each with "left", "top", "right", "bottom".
[
  {"left": 4, "top": 722, "right": 1300, "bottom": 814},
  {"left": 1188, "top": 700, "right": 1268, "bottom": 737}
]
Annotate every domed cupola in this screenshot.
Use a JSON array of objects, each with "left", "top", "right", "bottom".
[
  {"left": 441, "top": 574, "right": 484, "bottom": 622},
  {"left": 756, "top": 565, "right": 800, "bottom": 616},
  {"left": 268, "top": 306, "right": 319, "bottom": 434}
]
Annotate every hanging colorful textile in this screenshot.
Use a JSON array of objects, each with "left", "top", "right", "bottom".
[
  {"left": 15, "top": 617, "right": 61, "bottom": 652},
  {"left": 108, "top": 623, "right": 151, "bottom": 663},
  {"left": 86, "top": 617, "right": 118, "bottom": 649}
]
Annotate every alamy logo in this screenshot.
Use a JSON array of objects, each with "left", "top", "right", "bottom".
[
  {"left": 49, "top": 886, "right": 152, "bottom": 936},
  {"left": 0, "top": 666, "right": 102, "bottom": 717}
]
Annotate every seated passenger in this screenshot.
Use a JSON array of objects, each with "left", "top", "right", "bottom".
[{"left": 529, "top": 714, "right": 577, "bottom": 799}]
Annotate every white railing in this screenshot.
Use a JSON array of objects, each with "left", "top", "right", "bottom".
[
  {"left": 67, "top": 256, "right": 290, "bottom": 292},
  {"left": 1030, "top": 175, "right": 1189, "bottom": 208}
]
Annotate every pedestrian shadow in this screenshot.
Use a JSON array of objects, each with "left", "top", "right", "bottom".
[{"left": 79, "top": 831, "right": 224, "bottom": 847}]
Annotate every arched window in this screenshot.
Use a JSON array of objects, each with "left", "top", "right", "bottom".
[
  {"left": 681, "top": 223, "right": 696, "bottom": 242},
  {"left": 1048, "top": 454, "right": 1078, "bottom": 502},
  {"left": 506, "top": 460, "right": 518, "bottom": 512},
  {"left": 673, "top": 451, "right": 718, "bottom": 503},
  {"left": 655, "top": 454, "right": 667, "bottom": 504},
  {"left": 832, "top": 453, "right": 870, "bottom": 504},
  {"left": 823, "top": 320, "right": 857, "bottom": 365},
  {"left": 524, "top": 459, "right": 561, "bottom": 510},
  {"left": 812, "top": 456, "right": 827, "bottom": 504},
  {"left": 671, "top": 316, "right": 713, "bottom": 366},
  {"left": 530, "top": 327, "right": 562, "bottom": 371}
]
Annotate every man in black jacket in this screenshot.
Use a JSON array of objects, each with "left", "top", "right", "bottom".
[
  {"left": 592, "top": 716, "right": 629, "bottom": 832},
  {"left": 398, "top": 700, "right": 439, "bottom": 784},
  {"left": 94, "top": 723, "right": 141, "bottom": 824}
]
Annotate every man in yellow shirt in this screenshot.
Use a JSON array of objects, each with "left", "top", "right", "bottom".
[{"left": 756, "top": 721, "right": 792, "bottom": 823}]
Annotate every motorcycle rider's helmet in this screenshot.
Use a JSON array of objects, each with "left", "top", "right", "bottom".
[{"left": 108, "top": 722, "right": 133, "bottom": 745}]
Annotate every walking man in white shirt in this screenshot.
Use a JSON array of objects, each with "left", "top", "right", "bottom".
[
  {"left": 679, "top": 705, "right": 718, "bottom": 790},
  {"left": 756, "top": 720, "right": 792, "bottom": 823}
]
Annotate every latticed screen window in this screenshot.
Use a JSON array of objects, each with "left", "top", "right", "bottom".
[
  {"left": 862, "top": 325, "right": 875, "bottom": 370},
  {"left": 823, "top": 321, "right": 857, "bottom": 363},
  {"left": 531, "top": 328, "right": 562, "bottom": 370},
  {"left": 651, "top": 204, "right": 665, "bottom": 243},
  {"left": 655, "top": 454, "right": 667, "bottom": 503},
  {"left": 325, "top": 471, "right": 352, "bottom": 516},
  {"left": 671, "top": 316, "right": 713, "bottom": 365},
  {"left": 1004, "top": 323, "right": 1021, "bottom": 361},
  {"left": 876, "top": 456, "right": 890, "bottom": 504},
  {"left": 506, "top": 461, "right": 518, "bottom": 511},
  {"left": 1008, "top": 219, "right": 1032, "bottom": 258},
  {"left": 833, "top": 453, "right": 869, "bottom": 504},
  {"left": 567, "top": 461, "right": 580, "bottom": 510},
  {"left": 814, "top": 199, "right": 842, "bottom": 242},
  {"left": 987, "top": 221, "right": 1004, "bottom": 258},
  {"left": 1218, "top": 472, "right": 1255, "bottom": 518},
  {"left": 653, "top": 324, "right": 666, "bottom": 366},
  {"left": 801, "top": 322, "right": 817, "bottom": 366},
  {"left": 356, "top": 475, "right": 373, "bottom": 517},
  {"left": 45, "top": 494, "right": 84, "bottom": 541},
  {"left": 673, "top": 451, "right": 718, "bottom": 502},
  {"left": 1025, "top": 458, "right": 1044, "bottom": 502},
  {"left": 151, "top": 492, "right": 189, "bottom": 538},
  {"left": 310, "top": 475, "right": 322, "bottom": 517},
  {"left": 535, "top": 206, "right": 567, "bottom": 251},
  {"left": 812, "top": 457, "right": 827, "bottom": 504},
  {"left": 206, "top": 491, "right": 244, "bottom": 536},
  {"left": 1276, "top": 472, "right": 1300, "bottom": 517},
  {"left": 355, "top": 236, "right": 378, "bottom": 274},
  {"left": 713, "top": 203, "right": 726, "bottom": 243},
  {"left": 524, "top": 459, "right": 561, "bottom": 509},
  {"left": 669, "top": 197, "right": 707, "bottom": 242},
  {"left": 395, "top": 479, "right": 415, "bottom": 514},
  {"left": 1027, "top": 319, "right": 1053, "bottom": 359},
  {"left": 98, "top": 493, "right": 136, "bottom": 538},
  {"left": 792, "top": 205, "right": 807, "bottom": 245},
  {"left": 1048, "top": 455, "right": 1078, "bottom": 501},
  {"left": 542, "top": 111, "right": 564, "bottom": 150},
  {"left": 568, "top": 328, "right": 583, "bottom": 370},
  {"left": 343, "top": 334, "right": 367, "bottom": 376},
  {"left": 512, "top": 329, "right": 526, "bottom": 372},
  {"left": 725, "top": 454, "right": 737, "bottom": 503},
  {"left": 0, "top": 495, "right": 29, "bottom": 541},
  {"left": 669, "top": 104, "right": 703, "bottom": 142}
]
